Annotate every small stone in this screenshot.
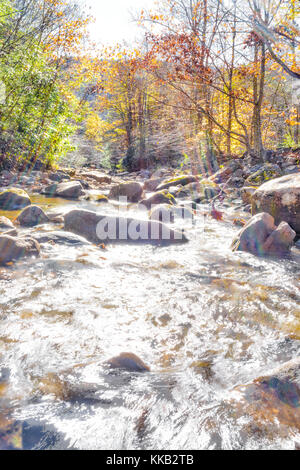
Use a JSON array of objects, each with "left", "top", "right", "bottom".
[{"left": 105, "top": 353, "right": 150, "bottom": 372}]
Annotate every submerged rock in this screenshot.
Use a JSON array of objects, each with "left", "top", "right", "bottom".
[
  {"left": 105, "top": 353, "right": 150, "bottom": 372},
  {"left": 109, "top": 182, "right": 143, "bottom": 203},
  {"left": 0, "top": 235, "right": 40, "bottom": 265},
  {"left": 231, "top": 212, "right": 296, "bottom": 256},
  {"left": 31, "top": 231, "right": 91, "bottom": 246},
  {"left": 0, "top": 188, "right": 31, "bottom": 210},
  {"left": 16, "top": 205, "right": 49, "bottom": 227},
  {"left": 64, "top": 209, "right": 188, "bottom": 246},
  {"left": 236, "top": 357, "right": 300, "bottom": 432},
  {"left": 252, "top": 173, "right": 300, "bottom": 234}
]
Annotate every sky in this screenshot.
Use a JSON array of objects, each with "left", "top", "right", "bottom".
[{"left": 84, "top": 0, "right": 155, "bottom": 46}]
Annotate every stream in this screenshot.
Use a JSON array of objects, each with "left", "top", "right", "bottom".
[{"left": 0, "top": 195, "right": 299, "bottom": 450}]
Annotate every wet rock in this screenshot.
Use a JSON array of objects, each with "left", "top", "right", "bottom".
[
  {"left": 231, "top": 212, "right": 296, "bottom": 256},
  {"left": 0, "top": 188, "right": 31, "bottom": 210},
  {"left": 64, "top": 209, "right": 188, "bottom": 246},
  {"left": 105, "top": 353, "right": 150, "bottom": 372},
  {"left": 109, "top": 182, "right": 143, "bottom": 203},
  {"left": 156, "top": 175, "right": 198, "bottom": 191},
  {"left": 0, "top": 216, "right": 14, "bottom": 231},
  {"left": 140, "top": 190, "right": 176, "bottom": 209},
  {"left": 237, "top": 357, "right": 300, "bottom": 432},
  {"left": 246, "top": 163, "right": 282, "bottom": 186},
  {"left": 16, "top": 206, "right": 49, "bottom": 227},
  {"left": 252, "top": 173, "right": 300, "bottom": 234},
  {"left": 31, "top": 231, "right": 91, "bottom": 246},
  {"left": 81, "top": 171, "right": 112, "bottom": 184},
  {"left": 0, "top": 235, "right": 40, "bottom": 265},
  {"left": 42, "top": 181, "right": 84, "bottom": 199}
]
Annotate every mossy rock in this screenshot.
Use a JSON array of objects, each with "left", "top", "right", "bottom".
[
  {"left": 246, "top": 164, "right": 282, "bottom": 186},
  {"left": 96, "top": 195, "right": 109, "bottom": 203},
  {"left": 140, "top": 190, "right": 176, "bottom": 209},
  {"left": 156, "top": 175, "right": 199, "bottom": 191},
  {"left": 0, "top": 188, "right": 31, "bottom": 211}
]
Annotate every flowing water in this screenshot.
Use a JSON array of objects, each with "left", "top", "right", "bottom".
[{"left": 0, "top": 196, "right": 299, "bottom": 450}]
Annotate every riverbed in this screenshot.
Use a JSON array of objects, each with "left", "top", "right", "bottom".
[{"left": 0, "top": 195, "right": 299, "bottom": 450}]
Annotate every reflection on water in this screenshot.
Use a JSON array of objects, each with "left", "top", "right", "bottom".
[{"left": 0, "top": 195, "right": 299, "bottom": 449}]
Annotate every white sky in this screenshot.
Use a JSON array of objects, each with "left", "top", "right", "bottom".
[{"left": 84, "top": 0, "right": 155, "bottom": 46}]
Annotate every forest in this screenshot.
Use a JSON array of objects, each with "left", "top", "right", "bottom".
[
  {"left": 0, "top": 0, "right": 299, "bottom": 172},
  {"left": 0, "top": 0, "right": 300, "bottom": 452}
]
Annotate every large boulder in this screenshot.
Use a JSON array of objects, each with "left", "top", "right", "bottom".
[
  {"left": 0, "top": 188, "right": 31, "bottom": 210},
  {"left": 252, "top": 173, "right": 300, "bottom": 234},
  {"left": 109, "top": 182, "right": 143, "bottom": 203},
  {"left": 16, "top": 205, "right": 49, "bottom": 227},
  {"left": 156, "top": 175, "right": 199, "bottom": 191},
  {"left": 140, "top": 190, "right": 176, "bottom": 209},
  {"left": 231, "top": 212, "right": 296, "bottom": 256},
  {"left": 42, "top": 181, "right": 84, "bottom": 199},
  {"left": 64, "top": 209, "right": 188, "bottom": 246},
  {"left": 0, "top": 216, "right": 14, "bottom": 232},
  {"left": 0, "top": 235, "right": 40, "bottom": 265}
]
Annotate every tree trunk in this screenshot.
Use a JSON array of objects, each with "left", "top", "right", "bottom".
[{"left": 252, "top": 42, "right": 266, "bottom": 161}]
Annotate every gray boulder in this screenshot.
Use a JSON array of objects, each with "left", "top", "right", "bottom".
[
  {"left": 42, "top": 181, "right": 84, "bottom": 199},
  {"left": 232, "top": 212, "right": 296, "bottom": 256},
  {"left": 16, "top": 205, "right": 49, "bottom": 227},
  {"left": 0, "top": 235, "right": 40, "bottom": 265},
  {"left": 252, "top": 173, "right": 300, "bottom": 234},
  {"left": 0, "top": 188, "right": 31, "bottom": 210},
  {"left": 64, "top": 209, "right": 188, "bottom": 246}
]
